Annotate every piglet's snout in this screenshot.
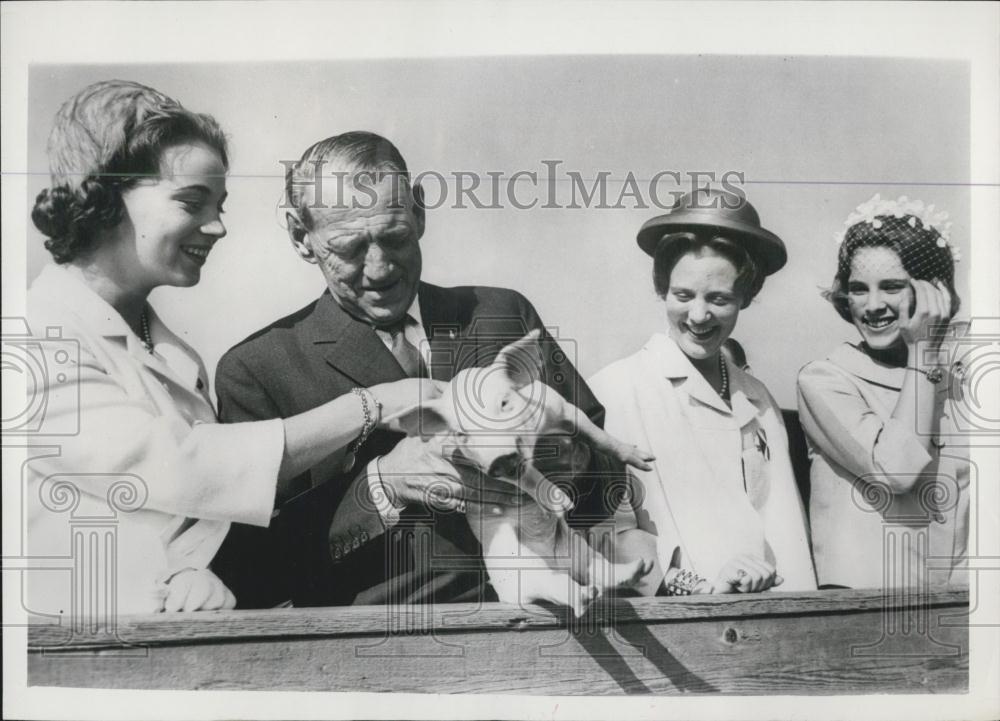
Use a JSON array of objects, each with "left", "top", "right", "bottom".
[
  {"left": 486, "top": 451, "right": 523, "bottom": 481},
  {"left": 451, "top": 433, "right": 533, "bottom": 479}
]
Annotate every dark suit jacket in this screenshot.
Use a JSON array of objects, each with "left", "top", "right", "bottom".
[{"left": 213, "top": 282, "right": 613, "bottom": 608}]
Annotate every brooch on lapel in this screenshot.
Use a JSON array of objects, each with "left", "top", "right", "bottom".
[{"left": 755, "top": 428, "right": 770, "bottom": 460}]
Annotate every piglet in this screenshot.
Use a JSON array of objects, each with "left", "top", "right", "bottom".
[{"left": 387, "top": 330, "right": 655, "bottom": 616}]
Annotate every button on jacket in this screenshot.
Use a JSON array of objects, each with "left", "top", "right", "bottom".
[
  {"left": 25, "top": 264, "right": 284, "bottom": 615},
  {"left": 589, "top": 333, "right": 817, "bottom": 592},
  {"left": 797, "top": 342, "right": 969, "bottom": 589}
]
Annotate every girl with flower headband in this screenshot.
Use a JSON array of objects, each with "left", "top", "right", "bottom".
[{"left": 796, "top": 194, "right": 969, "bottom": 590}]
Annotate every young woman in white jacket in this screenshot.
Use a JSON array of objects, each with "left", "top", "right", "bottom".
[
  {"left": 590, "top": 189, "right": 817, "bottom": 596},
  {"left": 25, "top": 80, "right": 444, "bottom": 615}
]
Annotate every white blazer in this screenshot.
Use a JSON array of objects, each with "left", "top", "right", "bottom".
[
  {"left": 25, "top": 264, "right": 283, "bottom": 616},
  {"left": 589, "top": 333, "right": 817, "bottom": 592}
]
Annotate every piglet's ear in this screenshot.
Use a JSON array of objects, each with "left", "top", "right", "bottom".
[
  {"left": 494, "top": 328, "right": 545, "bottom": 390},
  {"left": 383, "top": 399, "right": 453, "bottom": 438}
]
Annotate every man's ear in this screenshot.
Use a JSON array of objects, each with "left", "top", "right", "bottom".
[
  {"left": 494, "top": 329, "right": 545, "bottom": 389},
  {"left": 286, "top": 211, "right": 318, "bottom": 264},
  {"left": 384, "top": 398, "right": 453, "bottom": 438},
  {"left": 411, "top": 182, "right": 426, "bottom": 240}
]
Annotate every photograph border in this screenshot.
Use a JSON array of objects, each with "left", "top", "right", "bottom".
[{"left": 3, "top": 2, "right": 998, "bottom": 720}]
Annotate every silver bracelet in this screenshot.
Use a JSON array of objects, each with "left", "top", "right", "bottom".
[{"left": 349, "top": 387, "right": 382, "bottom": 454}]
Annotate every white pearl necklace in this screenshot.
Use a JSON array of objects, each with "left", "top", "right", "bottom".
[
  {"left": 718, "top": 354, "right": 730, "bottom": 400},
  {"left": 140, "top": 309, "right": 154, "bottom": 354}
]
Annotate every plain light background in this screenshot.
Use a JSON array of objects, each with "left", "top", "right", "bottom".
[{"left": 26, "top": 56, "right": 970, "bottom": 408}]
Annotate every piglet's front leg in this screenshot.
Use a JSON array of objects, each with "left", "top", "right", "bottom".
[
  {"left": 472, "top": 505, "right": 599, "bottom": 617},
  {"left": 561, "top": 521, "right": 655, "bottom": 598},
  {"left": 470, "top": 503, "right": 652, "bottom": 617}
]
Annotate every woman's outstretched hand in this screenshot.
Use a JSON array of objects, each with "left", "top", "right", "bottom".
[
  {"left": 372, "top": 378, "right": 448, "bottom": 422},
  {"left": 712, "top": 554, "right": 783, "bottom": 593},
  {"left": 899, "top": 279, "right": 952, "bottom": 350}
]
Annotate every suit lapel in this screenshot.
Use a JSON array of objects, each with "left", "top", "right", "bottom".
[
  {"left": 419, "top": 283, "right": 466, "bottom": 382},
  {"left": 309, "top": 293, "right": 407, "bottom": 386},
  {"left": 306, "top": 284, "right": 491, "bottom": 386}
]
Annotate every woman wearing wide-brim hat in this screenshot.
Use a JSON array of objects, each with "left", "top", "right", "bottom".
[{"left": 589, "top": 188, "right": 817, "bottom": 596}]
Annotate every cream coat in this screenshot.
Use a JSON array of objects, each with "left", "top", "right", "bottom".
[
  {"left": 24, "top": 264, "right": 283, "bottom": 616},
  {"left": 589, "top": 333, "right": 817, "bottom": 592},
  {"left": 797, "top": 343, "right": 969, "bottom": 589}
]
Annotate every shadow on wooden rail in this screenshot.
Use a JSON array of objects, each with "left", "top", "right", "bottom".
[{"left": 28, "top": 587, "right": 969, "bottom": 695}]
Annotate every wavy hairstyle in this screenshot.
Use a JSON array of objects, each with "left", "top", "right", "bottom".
[
  {"left": 32, "top": 80, "right": 228, "bottom": 263},
  {"left": 653, "top": 232, "right": 766, "bottom": 309},
  {"left": 283, "top": 130, "right": 412, "bottom": 233}
]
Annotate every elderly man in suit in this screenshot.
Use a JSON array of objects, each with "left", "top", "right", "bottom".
[{"left": 213, "top": 132, "right": 614, "bottom": 608}]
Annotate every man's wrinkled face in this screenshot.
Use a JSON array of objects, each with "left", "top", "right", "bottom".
[{"left": 297, "top": 175, "right": 423, "bottom": 327}]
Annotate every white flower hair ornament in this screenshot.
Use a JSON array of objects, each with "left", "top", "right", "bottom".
[{"left": 833, "top": 194, "right": 960, "bottom": 263}]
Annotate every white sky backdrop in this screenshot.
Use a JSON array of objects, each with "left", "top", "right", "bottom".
[{"left": 26, "top": 56, "right": 970, "bottom": 408}]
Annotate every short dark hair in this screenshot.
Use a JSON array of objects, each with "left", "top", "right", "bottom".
[
  {"left": 827, "top": 215, "right": 961, "bottom": 323},
  {"left": 652, "top": 232, "right": 765, "bottom": 308},
  {"left": 284, "top": 131, "right": 410, "bottom": 231},
  {"left": 32, "top": 80, "right": 229, "bottom": 263}
]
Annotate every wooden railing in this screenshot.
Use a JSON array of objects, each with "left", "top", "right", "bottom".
[{"left": 28, "top": 588, "right": 968, "bottom": 695}]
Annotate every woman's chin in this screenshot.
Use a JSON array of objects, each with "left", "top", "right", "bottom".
[
  {"left": 677, "top": 337, "right": 722, "bottom": 362},
  {"left": 168, "top": 269, "right": 202, "bottom": 288},
  {"left": 859, "top": 329, "right": 901, "bottom": 351}
]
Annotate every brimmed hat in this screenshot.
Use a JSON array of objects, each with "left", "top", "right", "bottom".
[{"left": 637, "top": 188, "right": 787, "bottom": 275}]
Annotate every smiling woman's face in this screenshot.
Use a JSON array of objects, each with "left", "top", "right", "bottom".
[
  {"left": 119, "top": 141, "right": 228, "bottom": 290},
  {"left": 846, "top": 245, "right": 913, "bottom": 350},
  {"left": 664, "top": 248, "right": 743, "bottom": 363}
]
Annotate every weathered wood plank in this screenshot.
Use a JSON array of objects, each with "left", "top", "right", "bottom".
[
  {"left": 28, "top": 604, "right": 967, "bottom": 694},
  {"left": 28, "top": 588, "right": 967, "bottom": 649},
  {"left": 28, "top": 589, "right": 968, "bottom": 695}
]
